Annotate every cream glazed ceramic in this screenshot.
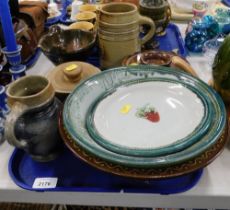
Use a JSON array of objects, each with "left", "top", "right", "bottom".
[{"left": 91, "top": 81, "right": 204, "bottom": 151}]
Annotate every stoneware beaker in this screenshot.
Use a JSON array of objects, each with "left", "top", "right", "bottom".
[
  {"left": 98, "top": 2, "right": 143, "bottom": 24},
  {"left": 5, "top": 75, "right": 63, "bottom": 162},
  {"left": 98, "top": 2, "right": 155, "bottom": 68}
]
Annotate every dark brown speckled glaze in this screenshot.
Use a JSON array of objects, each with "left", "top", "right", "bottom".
[{"left": 38, "top": 25, "right": 96, "bottom": 65}]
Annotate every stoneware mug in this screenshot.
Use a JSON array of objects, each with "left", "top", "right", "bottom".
[
  {"left": 68, "top": 21, "right": 95, "bottom": 31},
  {"left": 98, "top": 2, "right": 145, "bottom": 24},
  {"left": 76, "top": 11, "right": 97, "bottom": 23},
  {"left": 98, "top": 2, "right": 155, "bottom": 68},
  {"left": 79, "top": 4, "right": 97, "bottom": 13},
  {"left": 4, "top": 75, "right": 63, "bottom": 162}
]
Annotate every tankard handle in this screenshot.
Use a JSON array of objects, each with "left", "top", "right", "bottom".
[
  {"left": 171, "top": 56, "right": 198, "bottom": 77},
  {"left": 5, "top": 102, "right": 28, "bottom": 149},
  {"left": 139, "top": 15, "right": 156, "bottom": 45}
]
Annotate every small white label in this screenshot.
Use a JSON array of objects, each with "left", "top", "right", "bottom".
[{"left": 32, "top": 178, "right": 58, "bottom": 189}]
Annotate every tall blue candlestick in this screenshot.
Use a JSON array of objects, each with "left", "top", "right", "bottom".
[{"left": 0, "top": 0, "right": 18, "bottom": 51}]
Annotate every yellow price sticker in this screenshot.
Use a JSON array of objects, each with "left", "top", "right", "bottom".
[
  {"left": 129, "top": 63, "right": 138, "bottom": 66},
  {"left": 120, "top": 104, "right": 132, "bottom": 114},
  {"left": 65, "top": 64, "right": 78, "bottom": 72}
]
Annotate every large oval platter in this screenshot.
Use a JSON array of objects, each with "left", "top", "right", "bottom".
[
  {"left": 63, "top": 66, "right": 226, "bottom": 167},
  {"left": 59, "top": 115, "right": 228, "bottom": 179},
  {"left": 86, "top": 78, "right": 211, "bottom": 157}
]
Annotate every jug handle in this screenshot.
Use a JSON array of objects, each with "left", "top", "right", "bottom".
[
  {"left": 5, "top": 102, "right": 28, "bottom": 149},
  {"left": 139, "top": 15, "right": 156, "bottom": 45},
  {"left": 171, "top": 56, "right": 198, "bottom": 77}
]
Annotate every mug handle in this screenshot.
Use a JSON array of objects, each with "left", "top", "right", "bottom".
[
  {"left": 171, "top": 56, "right": 198, "bottom": 77},
  {"left": 5, "top": 102, "right": 28, "bottom": 149},
  {"left": 139, "top": 15, "right": 156, "bottom": 45},
  {"left": 163, "top": 5, "right": 172, "bottom": 32}
]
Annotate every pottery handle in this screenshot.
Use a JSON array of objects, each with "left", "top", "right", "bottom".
[
  {"left": 171, "top": 56, "right": 198, "bottom": 77},
  {"left": 5, "top": 102, "right": 28, "bottom": 149},
  {"left": 157, "top": 5, "right": 171, "bottom": 35},
  {"left": 138, "top": 15, "right": 156, "bottom": 45}
]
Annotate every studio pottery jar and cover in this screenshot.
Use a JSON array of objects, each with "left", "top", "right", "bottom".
[
  {"left": 4, "top": 75, "right": 63, "bottom": 162},
  {"left": 47, "top": 61, "right": 101, "bottom": 101}
]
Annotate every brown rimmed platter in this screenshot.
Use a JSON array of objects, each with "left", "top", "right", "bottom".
[
  {"left": 59, "top": 114, "right": 229, "bottom": 179},
  {"left": 122, "top": 50, "right": 198, "bottom": 77}
]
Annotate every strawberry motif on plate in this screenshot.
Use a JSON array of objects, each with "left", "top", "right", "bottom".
[{"left": 136, "top": 104, "right": 160, "bottom": 123}]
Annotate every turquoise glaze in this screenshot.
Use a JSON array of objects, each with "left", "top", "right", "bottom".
[
  {"left": 63, "top": 66, "right": 226, "bottom": 167},
  {"left": 86, "top": 78, "right": 211, "bottom": 157}
]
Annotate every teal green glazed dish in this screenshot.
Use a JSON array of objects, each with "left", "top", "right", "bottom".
[
  {"left": 86, "top": 77, "right": 212, "bottom": 157},
  {"left": 63, "top": 66, "right": 226, "bottom": 168}
]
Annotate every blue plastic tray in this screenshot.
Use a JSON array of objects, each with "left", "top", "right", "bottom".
[
  {"left": 9, "top": 146, "right": 203, "bottom": 194},
  {"left": 59, "top": 12, "right": 75, "bottom": 25},
  {"left": 23, "top": 48, "right": 41, "bottom": 69},
  {"left": 222, "top": 0, "right": 230, "bottom": 7},
  {"left": 45, "top": 14, "right": 62, "bottom": 27},
  {"left": 155, "top": 23, "right": 187, "bottom": 57},
  {"left": 86, "top": 46, "right": 100, "bottom": 68}
]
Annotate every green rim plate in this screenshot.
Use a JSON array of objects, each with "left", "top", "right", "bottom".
[
  {"left": 86, "top": 78, "right": 212, "bottom": 157},
  {"left": 63, "top": 66, "right": 226, "bottom": 167}
]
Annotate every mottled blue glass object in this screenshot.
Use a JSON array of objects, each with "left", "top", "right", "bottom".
[
  {"left": 215, "top": 8, "right": 230, "bottom": 33},
  {"left": 185, "top": 16, "right": 220, "bottom": 53},
  {"left": 185, "top": 19, "right": 208, "bottom": 53},
  {"left": 222, "top": 24, "right": 230, "bottom": 34},
  {"left": 203, "top": 15, "right": 220, "bottom": 39},
  {"left": 203, "top": 35, "right": 224, "bottom": 69}
]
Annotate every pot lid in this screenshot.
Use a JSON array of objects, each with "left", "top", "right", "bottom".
[{"left": 47, "top": 61, "right": 101, "bottom": 94}]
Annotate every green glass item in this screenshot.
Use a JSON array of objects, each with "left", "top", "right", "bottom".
[
  {"left": 212, "top": 35, "right": 230, "bottom": 104},
  {"left": 214, "top": 8, "right": 230, "bottom": 33}
]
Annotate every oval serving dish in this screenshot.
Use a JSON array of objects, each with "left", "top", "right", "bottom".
[
  {"left": 63, "top": 65, "right": 226, "bottom": 168},
  {"left": 86, "top": 78, "right": 211, "bottom": 157}
]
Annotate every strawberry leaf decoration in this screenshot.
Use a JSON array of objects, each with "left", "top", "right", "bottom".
[{"left": 136, "top": 104, "right": 160, "bottom": 123}]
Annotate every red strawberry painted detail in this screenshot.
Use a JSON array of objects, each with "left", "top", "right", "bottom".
[
  {"left": 145, "top": 111, "right": 160, "bottom": 123},
  {"left": 136, "top": 104, "right": 160, "bottom": 123}
]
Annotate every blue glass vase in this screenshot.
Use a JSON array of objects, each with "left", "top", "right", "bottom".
[
  {"left": 215, "top": 8, "right": 230, "bottom": 33},
  {"left": 203, "top": 15, "right": 220, "bottom": 39},
  {"left": 185, "top": 20, "right": 208, "bottom": 53}
]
